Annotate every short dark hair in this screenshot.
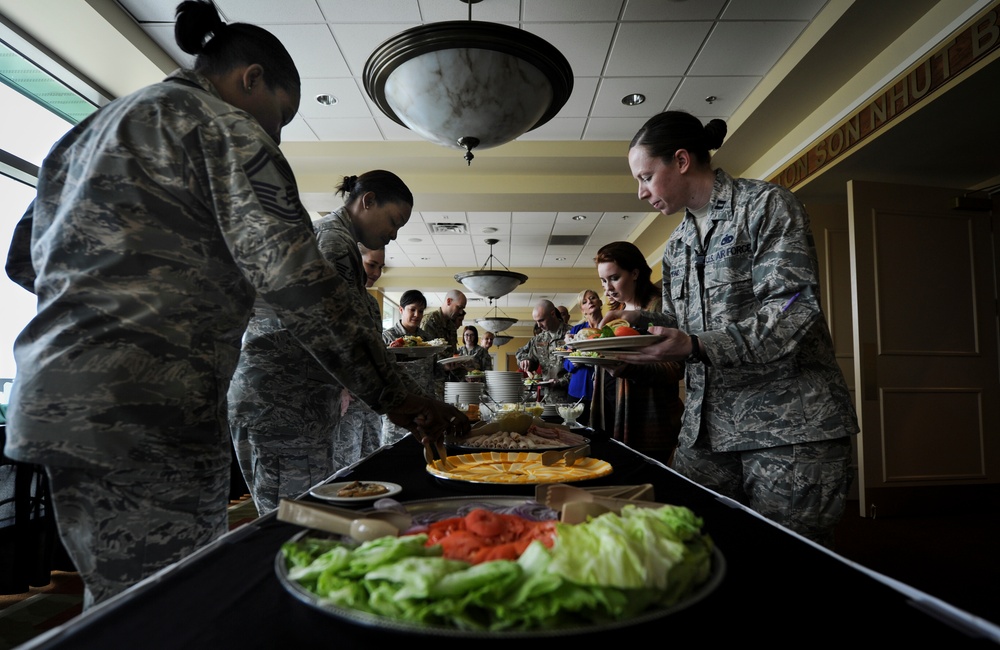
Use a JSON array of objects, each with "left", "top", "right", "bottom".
[{"left": 399, "top": 289, "right": 426, "bottom": 310}]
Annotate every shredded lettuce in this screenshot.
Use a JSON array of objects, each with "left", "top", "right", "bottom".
[{"left": 281, "top": 505, "right": 714, "bottom": 631}]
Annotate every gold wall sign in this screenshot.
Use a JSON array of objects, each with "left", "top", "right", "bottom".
[{"left": 769, "top": 1, "right": 1000, "bottom": 190}]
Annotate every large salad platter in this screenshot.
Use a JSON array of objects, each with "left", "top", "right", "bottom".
[{"left": 277, "top": 495, "right": 725, "bottom": 638}]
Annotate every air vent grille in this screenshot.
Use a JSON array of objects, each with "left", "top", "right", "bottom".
[
  {"left": 427, "top": 222, "right": 468, "bottom": 234},
  {"left": 548, "top": 235, "right": 589, "bottom": 246}
]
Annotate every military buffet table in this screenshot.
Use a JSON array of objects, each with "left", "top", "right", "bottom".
[{"left": 19, "top": 435, "right": 1000, "bottom": 648}]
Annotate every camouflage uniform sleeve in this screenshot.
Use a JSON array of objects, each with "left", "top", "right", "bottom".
[
  {"left": 5, "top": 201, "right": 36, "bottom": 293},
  {"left": 515, "top": 338, "right": 532, "bottom": 363},
  {"left": 700, "top": 183, "right": 823, "bottom": 367},
  {"left": 187, "top": 115, "right": 406, "bottom": 414}
]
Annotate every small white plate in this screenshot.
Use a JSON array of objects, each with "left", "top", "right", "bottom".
[
  {"left": 309, "top": 481, "right": 402, "bottom": 503},
  {"left": 438, "top": 355, "right": 474, "bottom": 366}
]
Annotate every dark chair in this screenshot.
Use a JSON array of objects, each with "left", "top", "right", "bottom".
[{"left": 0, "top": 424, "right": 74, "bottom": 593}]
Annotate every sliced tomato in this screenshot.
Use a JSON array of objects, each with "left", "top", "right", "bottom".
[{"left": 614, "top": 325, "right": 641, "bottom": 336}]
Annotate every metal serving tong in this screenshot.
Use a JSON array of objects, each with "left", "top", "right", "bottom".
[
  {"left": 422, "top": 437, "right": 455, "bottom": 470},
  {"left": 539, "top": 444, "right": 590, "bottom": 467}
]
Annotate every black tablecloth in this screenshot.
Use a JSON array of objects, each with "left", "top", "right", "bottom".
[{"left": 23, "top": 436, "right": 998, "bottom": 648}]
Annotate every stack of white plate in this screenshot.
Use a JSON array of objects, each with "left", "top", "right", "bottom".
[
  {"left": 484, "top": 371, "right": 524, "bottom": 403},
  {"left": 541, "top": 403, "right": 560, "bottom": 418},
  {"left": 444, "top": 381, "right": 483, "bottom": 406}
]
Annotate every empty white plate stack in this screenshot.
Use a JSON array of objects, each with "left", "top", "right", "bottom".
[
  {"left": 444, "top": 381, "right": 483, "bottom": 406},
  {"left": 484, "top": 371, "right": 524, "bottom": 404}
]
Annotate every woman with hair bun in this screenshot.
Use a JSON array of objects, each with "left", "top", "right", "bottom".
[
  {"left": 229, "top": 169, "right": 417, "bottom": 512},
  {"left": 4, "top": 0, "right": 465, "bottom": 607},
  {"left": 605, "top": 110, "right": 858, "bottom": 547}
]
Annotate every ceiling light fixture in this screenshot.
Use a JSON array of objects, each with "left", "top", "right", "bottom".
[
  {"left": 476, "top": 298, "right": 518, "bottom": 334},
  {"left": 363, "top": 0, "right": 573, "bottom": 165},
  {"left": 622, "top": 93, "right": 645, "bottom": 106},
  {"left": 572, "top": 214, "right": 587, "bottom": 221},
  {"left": 315, "top": 94, "right": 338, "bottom": 105},
  {"left": 454, "top": 237, "right": 527, "bottom": 300},
  {"left": 492, "top": 334, "right": 513, "bottom": 347}
]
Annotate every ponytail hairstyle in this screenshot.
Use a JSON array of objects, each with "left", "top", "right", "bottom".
[
  {"left": 629, "top": 110, "right": 727, "bottom": 166},
  {"left": 174, "top": 0, "right": 299, "bottom": 96},
  {"left": 335, "top": 170, "right": 413, "bottom": 209}
]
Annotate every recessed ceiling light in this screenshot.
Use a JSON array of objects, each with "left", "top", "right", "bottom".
[
  {"left": 409, "top": 237, "right": 423, "bottom": 243},
  {"left": 572, "top": 214, "right": 587, "bottom": 221},
  {"left": 555, "top": 257, "right": 566, "bottom": 261},
  {"left": 315, "top": 94, "right": 338, "bottom": 105},
  {"left": 621, "top": 93, "right": 645, "bottom": 106},
  {"left": 482, "top": 227, "right": 498, "bottom": 233},
  {"left": 705, "top": 95, "right": 717, "bottom": 104}
]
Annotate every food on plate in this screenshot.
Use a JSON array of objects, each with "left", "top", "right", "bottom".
[
  {"left": 614, "top": 325, "right": 641, "bottom": 336},
  {"left": 422, "top": 508, "right": 558, "bottom": 563},
  {"left": 569, "top": 350, "right": 602, "bottom": 358},
  {"left": 604, "top": 318, "right": 630, "bottom": 330},
  {"left": 336, "top": 481, "right": 389, "bottom": 498},
  {"left": 574, "top": 327, "right": 602, "bottom": 341},
  {"left": 388, "top": 335, "right": 429, "bottom": 348},
  {"left": 454, "top": 424, "right": 588, "bottom": 450},
  {"left": 388, "top": 336, "right": 447, "bottom": 348},
  {"left": 282, "top": 503, "right": 714, "bottom": 632}
]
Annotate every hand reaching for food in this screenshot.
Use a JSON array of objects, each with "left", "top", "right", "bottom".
[{"left": 387, "top": 394, "right": 470, "bottom": 443}]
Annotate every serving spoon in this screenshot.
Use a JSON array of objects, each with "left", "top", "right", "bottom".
[{"left": 277, "top": 499, "right": 406, "bottom": 542}]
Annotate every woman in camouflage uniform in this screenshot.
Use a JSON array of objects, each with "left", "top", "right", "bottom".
[
  {"left": 228, "top": 170, "right": 414, "bottom": 513},
  {"left": 609, "top": 110, "right": 858, "bottom": 547},
  {"left": 3, "top": 1, "right": 464, "bottom": 607}
]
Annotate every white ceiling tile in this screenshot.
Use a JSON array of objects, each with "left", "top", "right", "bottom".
[
  {"left": 265, "top": 25, "right": 352, "bottom": 79},
  {"left": 418, "top": 0, "right": 520, "bottom": 23},
  {"left": 591, "top": 77, "right": 680, "bottom": 118},
  {"left": 720, "top": 0, "right": 828, "bottom": 21},
  {"left": 527, "top": 23, "right": 617, "bottom": 77},
  {"left": 330, "top": 23, "right": 420, "bottom": 75},
  {"left": 115, "top": 0, "right": 179, "bottom": 22},
  {"left": 622, "top": 0, "right": 727, "bottom": 21},
  {"left": 668, "top": 76, "right": 761, "bottom": 118},
  {"left": 282, "top": 117, "right": 318, "bottom": 142},
  {"left": 298, "top": 78, "right": 371, "bottom": 118},
  {"left": 214, "top": 0, "right": 328, "bottom": 23},
  {"left": 316, "top": 0, "right": 423, "bottom": 23},
  {"left": 582, "top": 116, "right": 649, "bottom": 141},
  {"left": 551, "top": 77, "right": 600, "bottom": 119},
  {"left": 689, "top": 21, "right": 808, "bottom": 76},
  {"left": 522, "top": 0, "right": 624, "bottom": 22},
  {"left": 375, "top": 117, "right": 424, "bottom": 139},
  {"left": 466, "top": 212, "right": 511, "bottom": 223},
  {"left": 517, "top": 118, "right": 586, "bottom": 141},
  {"left": 605, "top": 22, "right": 713, "bottom": 76},
  {"left": 512, "top": 212, "right": 557, "bottom": 224}
]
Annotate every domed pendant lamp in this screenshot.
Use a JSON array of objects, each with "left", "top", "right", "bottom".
[
  {"left": 363, "top": 0, "right": 573, "bottom": 164},
  {"left": 476, "top": 298, "right": 518, "bottom": 333},
  {"left": 454, "top": 238, "right": 527, "bottom": 300}
]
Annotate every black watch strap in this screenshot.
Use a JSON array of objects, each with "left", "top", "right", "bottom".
[{"left": 686, "top": 334, "right": 702, "bottom": 364}]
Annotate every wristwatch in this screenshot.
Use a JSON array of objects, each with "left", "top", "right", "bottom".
[{"left": 686, "top": 334, "right": 703, "bottom": 364}]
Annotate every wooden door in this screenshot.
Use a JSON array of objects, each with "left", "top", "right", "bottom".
[{"left": 848, "top": 181, "right": 1000, "bottom": 516}]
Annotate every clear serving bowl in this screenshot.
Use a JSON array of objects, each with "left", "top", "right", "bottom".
[{"left": 555, "top": 402, "right": 585, "bottom": 426}]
